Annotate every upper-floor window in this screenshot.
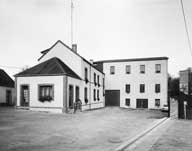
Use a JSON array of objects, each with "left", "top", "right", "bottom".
[
  {"left": 155, "top": 84, "right": 160, "bottom": 93},
  {"left": 125, "top": 84, "right": 130, "bottom": 93},
  {"left": 110, "top": 66, "right": 115, "bottom": 75},
  {"left": 97, "top": 75, "right": 100, "bottom": 86},
  {"left": 94, "top": 73, "right": 96, "bottom": 84},
  {"left": 126, "top": 65, "right": 131, "bottom": 74},
  {"left": 140, "top": 65, "right": 145, "bottom": 74},
  {"left": 155, "top": 64, "right": 161, "bottom": 73},
  {"left": 140, "top": 84, "right": 145, "bottom": 93},
  {"left": 85, "top": 68, "right": 88, "bottom": 80}
]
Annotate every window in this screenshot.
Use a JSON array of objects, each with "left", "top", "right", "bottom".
[
  {"left": 97, "top": 90, "right": 100, "bottom": 101},
  {"left": 94, "top": 73, "right": 97, "bottom": 85},
  {"left": 85, "top": 68, "right": 88, "bottom": 83},
  {"left": 155, "top": 84, "right": 160, "bottom": 93},
  {"left": 155, "top": 99, "right": 160, "bottom": 107},
  {"left": 125, "top": 99, "right": 130, "bottom": 106},
  {"left": 155, "top": 64, "right": 161, "bottom": 73},
  {"left": 110, "top": 66, "right": 115, "bottom": 74},
  {"left": 126, "top": 65, "right": 131, "bottom": 74},
  {"left": 93, "top": 89, "right": 96, "bottom": 101},
  {"left": 140, "top": 84, "right": 145, "bottom": 93},
  {"left": 140, "top": 65, "right": 145, "bottom": 74},
  {"left": 125, "top": 84, "right": 130, "bottom": 93},
  {"left": 97, "top": 75, "right": 100, "bottom": 86},
  {"left": 39, "top": 85, "right": 54, "bottom": 102},
  {"left": 103, "top": 78, "right": 105, "bottom": 96},
  {"left": 84, "top": 87, "right": 88, "bottom": 104}
]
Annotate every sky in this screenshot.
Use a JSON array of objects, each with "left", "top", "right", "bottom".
[{"left": 0, "top": 0, "right": 192, "bottom": 78}]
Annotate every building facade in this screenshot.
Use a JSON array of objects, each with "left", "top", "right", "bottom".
[
  {"left": 15, "top": 40, "right": 105, "bottom": 113},
  {"left": 0, "top": 69, "right": 15, "bottom": 106},
  {"left": 94, "top": 57, "right": 168, "bottom": 109},
  {"left": 179, "top": 68, "right": 192, "bottom": 119}
]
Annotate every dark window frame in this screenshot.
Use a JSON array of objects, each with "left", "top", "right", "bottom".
[
  {"left": 110, "top": 66, "right": 115, "bottom": 75},
  {"left": 155, "top": 99, "right": 160, "bottom": 107},
  {"left": 140, "top": 65, "right": 145, "bottom": 74},
  {"left": 126, "top": 65, "right": 131, "bottom": 74},
  {"left": 125, "top": 98, "right": 130, "bottom": 106},
  {"left": 125, "top": 84, "right": 130, "bottom": 93},
  {"left": 155, "top": 64, "right": 161, "bottom": 73},
  {"left": 155, "top": 84, "right": 161, "bottom": 93},
  {"left": 140, "top": 84, "right": 145, "bottom": 93},
  {"left": 38, "top": 84, "right": 54, "bottom": 102}
]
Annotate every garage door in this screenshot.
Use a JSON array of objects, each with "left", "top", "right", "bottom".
[
  {"left": 105, "top": 90, "right": 120, "bottom": 106},
  {"left": 136, "top": 99, "right": 148, "bottom": 108}
]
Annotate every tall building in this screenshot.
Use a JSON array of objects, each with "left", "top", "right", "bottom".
[{"left": 94, "top": 57, "right": 168, "bottom": 109}]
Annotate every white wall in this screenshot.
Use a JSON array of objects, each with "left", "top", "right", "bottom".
[
  {"left": 103, "top": 59, "right": 168, "bottom": 109},
  {"left": 39, "top": 42, "right": 82, "bottom": 77},
  {"left": 16, "top": 76, "right": 64, "bottom": 113},
  {"left": 0, "top": 86, "right": 14, "bottom": 104}
]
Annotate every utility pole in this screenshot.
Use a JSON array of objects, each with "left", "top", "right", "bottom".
[{"left": 180, "top": 0, "right": 192, "bottom": 56}]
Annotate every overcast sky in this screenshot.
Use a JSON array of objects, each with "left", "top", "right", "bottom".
[{"left": 0, "top": 0, "right": 192, "bottom": 78}]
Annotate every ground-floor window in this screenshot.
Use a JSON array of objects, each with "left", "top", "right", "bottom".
[
  {"left": 94, "top": 89, "right": 96, "bottom": 101},
  {"left": 84, "top": 87, "right": 88, "bottom": 104},
  {"left": 38, "top": 85, "right": 54, "bottom": 102},
  {"left": 97, "top": 90, "right": 100, "bottom": 101},
  {"left": 125, "top": 98, "right": 130, "bottom": 106},
  {"left": 155, "top": 99, "right": 160, "bottom": 107}
]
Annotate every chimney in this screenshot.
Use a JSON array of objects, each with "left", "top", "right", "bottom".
[
  {"left": 90, "top": 59, "right": 94, "bottom": 64},
  {"left": 72, "top": 44, "right": 77, "bottom": 53}
]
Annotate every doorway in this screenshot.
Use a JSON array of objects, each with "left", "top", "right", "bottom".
[
  {"left": 75, "top": 86, "right": 80, "bottom": 101},
  {"left": 69, "top": 85, "right": 74, "bottom": 109},
  {"left": 20, "top": 85, "right": 29, "bottom": 107},
  {"left": 136, "top": 99, "right": 148, "bottom": 108},
  {"left": 6, "top": 90, "right": 12, "bottom": 105},
  {"left": 105, "top": 90, "right": 120, "bottom": 106}
]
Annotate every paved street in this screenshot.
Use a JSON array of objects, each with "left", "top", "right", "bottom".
[{"left": 0, "top": 107, "right": 167, "bottom": 151}]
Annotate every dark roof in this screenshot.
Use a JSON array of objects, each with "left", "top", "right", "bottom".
[
  {"left": 38, "top": 40, "right": 104, "bottom": 75},
  {"left": 0, "top": 69, "right": 14, "bottom": 88},
  {"left": 15, "top": 57, "right": 81, "bottom": 80},
  {"left": 94, "top": 57, "right": 169, "bottom": 63}
]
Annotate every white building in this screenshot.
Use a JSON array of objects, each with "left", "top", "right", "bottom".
[
  {"left": 94, "top": 57, "right": 168, "bottom": 109},
  {"left": 15, "top": 40, "right": 105, "bottom": 113},
  {"left": 0, "top": 69, "right": 15, "bottom": 106}
]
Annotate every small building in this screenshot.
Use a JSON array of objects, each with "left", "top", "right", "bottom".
[
  {"left": 15, "top": 40, "right": 105, "bottom": 113},
  {"left": 94, "top": 57, "right": 168, "bottom": 109},
  {"left": 0, "top": 69, "right": 15, "bottom": 106},
  {"left": 179, "top": 68, "right": 192, "bottom": 119}
]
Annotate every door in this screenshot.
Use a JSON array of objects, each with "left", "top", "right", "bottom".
[
  {"left": 20, "top": 85, "right": 29, "bottom": 107},
  {"left": 136, "top": 99, "right": 148, "bottom": 108},
  {"left": 6, "top": 90, "right": 12, "bottom": 105},
  {"left": 105, "top": 90, "right": 120, "bottom": 106},
  {"left": 69, "top": 85, "right": 74, "bottom": 109}
]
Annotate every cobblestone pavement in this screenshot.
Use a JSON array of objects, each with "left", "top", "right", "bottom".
[{"left": 0, "top": 107, "right": 167, "bottom": 151}]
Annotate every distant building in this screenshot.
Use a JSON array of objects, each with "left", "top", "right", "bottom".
[
  {"left": 179, "top": 68, "right": 192, "bottom": 95},
  {"left": 179, "top": 68, "right": 192, "bottom": 119},
  {"left": 0, "top": 69, "right": 15, "bottom": 106},
  {"left": 94, "top": 57, "right": 168, "bottom": 109},
  {"left": 15, "top": 40, "right": 105, "bottom": 113}
]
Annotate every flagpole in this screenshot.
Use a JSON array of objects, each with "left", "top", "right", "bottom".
[{"left": 71, "top": 0, "right": 74, "bottom": 47}]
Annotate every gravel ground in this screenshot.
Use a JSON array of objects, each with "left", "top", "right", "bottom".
[{"left": 0, "top": 107, "right": 167, "bottom": 151}]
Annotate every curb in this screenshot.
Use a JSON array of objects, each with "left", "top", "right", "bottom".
[{"left": 114, "top": 117, "right": 169, "bottom": 151}]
